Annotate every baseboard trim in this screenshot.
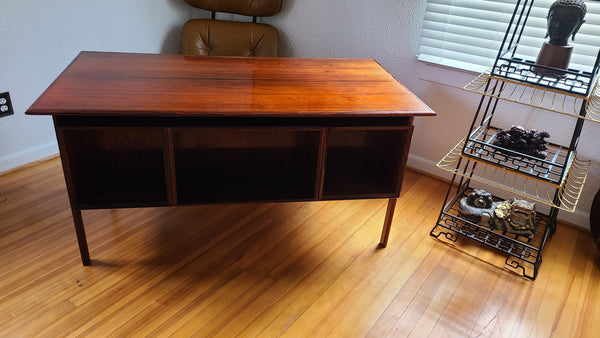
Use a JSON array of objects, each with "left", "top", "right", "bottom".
[
  {"left": 0, "top": 141, "right": 59, "bottom": 174},
  {"left": 0, "top": 153, "right": 59, "bottom": 177}
]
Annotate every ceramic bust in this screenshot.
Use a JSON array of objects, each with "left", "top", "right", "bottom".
[
  {"left": 546, "top": 0, "right": 587, "bottom": 46},
  {"left": 535, "top": 0, "right": 587, "bottom": 75}
]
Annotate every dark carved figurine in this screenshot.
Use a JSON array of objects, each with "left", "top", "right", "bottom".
[
  {"left": 457, "top": 189, "right": 538, "bottom": 238},
  {"left": 458, "top": 189, "right": 497, "bottom": 226},
  {"left": 546, "top": 0, "right": 587, "bottom": 46},
  {"left": 535, "top": 0, "right": 587, "bottom": 75},
  {"left": 493, "top": 126, "right": 551, "bottom": 159}
]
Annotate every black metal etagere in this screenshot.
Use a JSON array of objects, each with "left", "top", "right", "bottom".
[{"left": 430, "top": 0, "right": 598, "bottom": 279}]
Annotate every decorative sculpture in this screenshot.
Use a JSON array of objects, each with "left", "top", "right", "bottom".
[
  {"left": 493, "top": 125, "right": 551, "bottom": 159},
  {"left": 458, "top": 189, "right": 498, "bottom": 226},
  {"left": 535, "top": 0, "right": 587, "bottom": 75},
  {"left": 546, "top": 0, "right": 587, "bottom": 46},
  {"left": 493, "top": 198, "right": 537, "bottom": 238},
  {"left": 458, "top": 189, "right": 538, "bottom": 238}
]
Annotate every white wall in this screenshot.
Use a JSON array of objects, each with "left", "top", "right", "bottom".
[
  {"left": 0, "top": 0, "right": 193, "bottom": 170},
  {"left": 2, "top": 0, "right": 598, "bottom": 228}
]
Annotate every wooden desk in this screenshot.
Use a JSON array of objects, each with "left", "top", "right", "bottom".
[{"left": 26, "top": 51, "right": 435, "bottom": 265}]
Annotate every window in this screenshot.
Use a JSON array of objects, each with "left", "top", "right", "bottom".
[{"left": 418, "top": 0, "right": 600, "bottom": 73}]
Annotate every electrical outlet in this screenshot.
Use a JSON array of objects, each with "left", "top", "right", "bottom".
[{"left": 0, "top": 92, "right": 14, "bottom": 118}]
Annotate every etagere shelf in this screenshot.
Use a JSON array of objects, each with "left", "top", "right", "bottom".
[
  {"left": 430, "top": 0, "right": 598, "bottom": 279},
  {"left": 436, "top": 137, "right": 590, "bottom": 213},
  {"left": 464, "top": 69, "right": 600, "bottom": 122}
]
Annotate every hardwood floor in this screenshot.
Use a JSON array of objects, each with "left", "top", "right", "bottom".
[{"left": 1, "top": 157, "right": 599, "bottom": 337}]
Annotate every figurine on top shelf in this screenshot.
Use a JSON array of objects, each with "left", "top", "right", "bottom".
[
  {"left": 493, "top": 125, "right": 551, "bottom": 159},
  {"left": 535, "top": 0, "right": 587, "bottom": 75}
]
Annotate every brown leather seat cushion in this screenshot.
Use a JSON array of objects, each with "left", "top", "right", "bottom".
[
  {"left": 180, "top": 19, "right": 279, "bottom": 57},
  {"left": 184, "top": 0, "right": 282, "bottom": 17}
]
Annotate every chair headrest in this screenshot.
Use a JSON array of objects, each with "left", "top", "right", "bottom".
[
  {"left": 180, "top": 19, "right": 279, "bottom": 57},
  {"left": 184, "top": 0, "right": 282, "bottom": 17}
]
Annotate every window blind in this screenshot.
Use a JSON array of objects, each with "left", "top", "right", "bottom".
[{"left": 418, "top": 0, "right": 600, "bottom": 73}]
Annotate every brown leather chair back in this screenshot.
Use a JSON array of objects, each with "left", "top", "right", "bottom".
[
  {"left": 184, "top": 0, "right": 282, "bottom": 17},
  {"left": 180, "top": 0, "right": 282, "bottom": 57},
  {"left": 180, "top": 19, "right": 279, "bottom": 57}
]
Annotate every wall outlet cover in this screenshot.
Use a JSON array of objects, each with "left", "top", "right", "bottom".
[{"left": 0, "top": 92, "right": 14, "bottom": 118}]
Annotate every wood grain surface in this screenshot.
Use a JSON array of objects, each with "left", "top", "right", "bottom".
[
  {"left": 26, "top": 52, "right": 435, "bottom": 118},
  {"left": 1, "top": 157, "right": 598, "bottom": 337}
]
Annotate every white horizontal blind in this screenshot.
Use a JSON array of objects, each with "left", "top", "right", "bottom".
[{"left": 419, "top": 0, "right": 600, "bottom": 73}]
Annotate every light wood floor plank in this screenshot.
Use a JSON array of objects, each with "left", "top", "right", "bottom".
[{"left": 1, "top": 157, "right": 599, "bottom": 337}]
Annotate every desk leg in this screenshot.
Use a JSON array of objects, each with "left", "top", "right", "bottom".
[
  {"left": 71, "top": 208, "right": 91, "bottom": 265},
  {"left": 379, "top": 198, "right": 397, "bottom": 248}
]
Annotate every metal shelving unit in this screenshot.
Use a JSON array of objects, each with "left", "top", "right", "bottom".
[
  {"left": 430, "top": 0, "right": 598, "bottom": 280},
  {"left": 434, "top": 180, "right": 552, "bottom": 279},
  {"left": 436, "top": 138, "right": 590, "bottom": 213}
]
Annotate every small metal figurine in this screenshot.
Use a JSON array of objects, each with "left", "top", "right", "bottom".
[{"left": 535, "top": 0, "right": 587, "bottom": 75}]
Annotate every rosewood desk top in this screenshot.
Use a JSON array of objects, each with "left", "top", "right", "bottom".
[{"left": 26, "top": 51, "right": 435, "bottom": 119}]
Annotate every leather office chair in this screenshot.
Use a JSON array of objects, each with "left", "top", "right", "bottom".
[{"left": 180, "top": 0, "right": 282, "bottom": 57}]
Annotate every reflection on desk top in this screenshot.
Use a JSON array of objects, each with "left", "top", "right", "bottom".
[{"left": 26, "top": 51, "right": 436, "bottom": 118}]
